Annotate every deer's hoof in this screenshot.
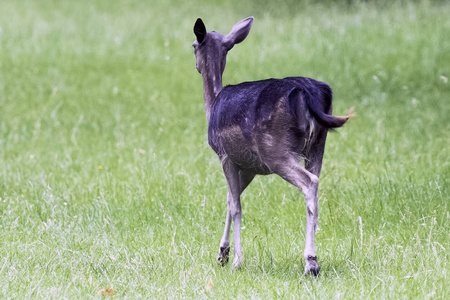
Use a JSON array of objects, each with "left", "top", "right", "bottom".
[
  {"left": 217, "top": 246, "right": 230, "bottom": 266},
  {"left": 304, "top": 255, "right": 320, "bottom": 276},
  {"left": 232, "top": 256, "right": 243, "bottom": 269}
]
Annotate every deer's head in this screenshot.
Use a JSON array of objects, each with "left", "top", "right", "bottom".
[{"left": 193, "top": 17, "right": 254, "bottom": 77}]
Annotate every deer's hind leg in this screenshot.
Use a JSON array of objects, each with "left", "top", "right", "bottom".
[
  {"left": 218, "top": 159, "right": 254, "bottom": 267},
  {"left": 304, "top": 129, "right": 327, "bottom": 238},
  {"left": 269, "top": 156, "right": 320, "bottom": 276}
]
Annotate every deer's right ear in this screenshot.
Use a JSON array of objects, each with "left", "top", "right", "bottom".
[
  {"left": 194, "top": 18, "right": 207, "bottom": 44},
  {"left": 224, "top": 17, "right": 254, "bottom": 50}
]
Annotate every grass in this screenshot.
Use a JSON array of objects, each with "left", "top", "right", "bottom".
[{"left": 0, "top": 0, "right": 449, "bottom": 298}]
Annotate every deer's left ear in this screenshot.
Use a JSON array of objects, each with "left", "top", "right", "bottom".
[
  {"left": 194, "top": 18, "right": 207, "bottom": 44},
  {"left": 224, "top": 17, "right": 254, "bottom": 50}
]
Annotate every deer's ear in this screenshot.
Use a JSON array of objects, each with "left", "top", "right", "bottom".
[
  {"left": 194, "top": 18, "right": 207, "bottom": 44},
  {"left": 224, "top": 17, "right": 254, "bottom": 49}
]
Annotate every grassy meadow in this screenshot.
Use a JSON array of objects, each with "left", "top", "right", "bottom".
[{"left": 1, "top": 0, "right": 450, "bottom": 298}]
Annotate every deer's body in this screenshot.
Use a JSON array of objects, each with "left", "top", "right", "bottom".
[
  {"left": 193, "top": 17, "right": 352, "bottom": 275},
  {"left": 209, "top": 77, "right": 332, "bottom": 175}
]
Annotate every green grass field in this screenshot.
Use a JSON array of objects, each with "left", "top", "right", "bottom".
[{"left": 1, "top": 0, "right": 449, "bottom": 298}]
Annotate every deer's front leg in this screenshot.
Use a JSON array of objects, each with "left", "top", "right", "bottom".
[
  {"left": 218, "top": 194, "right": 232, "bottom": 265},
  {"left": 221, "top": 160, "right": 243, "bottom": 268},
  {"left": 218, "top": 162, "right": 254, "bottom": 267}
]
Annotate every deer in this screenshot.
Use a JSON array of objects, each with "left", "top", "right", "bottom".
[{"left": 192, "top": 16, "right": 353, "bottom": 276}]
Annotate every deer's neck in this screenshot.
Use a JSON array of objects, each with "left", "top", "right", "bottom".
[{"left": 202, "top": 72, "right": 223, "bottom": 122}]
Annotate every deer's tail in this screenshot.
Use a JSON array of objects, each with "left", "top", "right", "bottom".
[{"left": 290, "top": 87, "right": 354, "bottom": 129}]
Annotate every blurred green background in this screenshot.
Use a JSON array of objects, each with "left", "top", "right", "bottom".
[{"left": 0, "top": 0, "right": 449, "bottom": 298}]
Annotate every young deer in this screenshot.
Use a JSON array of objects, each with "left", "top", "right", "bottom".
[{"left": 193, "top": 17, "right": 353, "bottom": 275}]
